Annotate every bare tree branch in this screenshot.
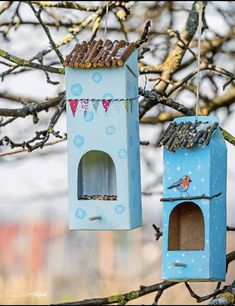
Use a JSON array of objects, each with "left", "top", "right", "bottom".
[
  {"left": 55, "top": 251, "right": 235, "bottom": 305},
  {"left": 27, "top": 1, "right": 64, "bottom": 65}
]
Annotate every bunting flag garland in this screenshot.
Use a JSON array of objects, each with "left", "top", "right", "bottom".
[
  {"left": 69, "top": 99, "right": 79, "bottom": 117},
  {"left": 68, "top": 97, "right": 136, "bottom": 116},
  {"left": 81, "top": 99, "right": 89, "bottom": 114},
  {"left": 92, "top": 100, "right": 99, "bottom": 113},
  {"left": 124, "top": 99, "right": 129, "bottom": 112},
  {"left": 102, "top": 99, "right": 111, "bottom": 113}
]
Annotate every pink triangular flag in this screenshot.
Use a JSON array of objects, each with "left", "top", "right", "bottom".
[
  {"left": 69, "top": 99, "right": 79, "bottom": 117},
  {"left": 81, "top": 99, "right": 89, "bottom": 115},
  {"left": 102, "top": 99, "right": 111, "bottom": 113}
]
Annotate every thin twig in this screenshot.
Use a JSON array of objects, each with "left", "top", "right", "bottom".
[
  {"left": 184, "top": 282, "right": 227, "bottom": 303},
  {"left": 227, "top": 226, "right": 235, "bottom": 231},
  {"left": 152, "top": 224, "right": 163, "bottom": 241},
  {"left": 27, "top": 2, "right": 64, "bottom": 65},
  {"left": 0, "top": 136, "right": 67, "bottom": 157},
  {"left": 160, "top": 192, "right": 222, "bottom": 202},
  {"left": 136, "top": 20, "right": 151, "bottom": 48}
]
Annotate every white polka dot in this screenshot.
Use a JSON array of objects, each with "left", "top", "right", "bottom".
[
  {"left": 201, "top": 178, "right": 205, "bottom": 182},
  {"left": 166, "top": 161, "right": 170, "bottom": 165},
  {"left": 202, "top": 255, "right": 206, "bottom": 259},
  {"left": 166, "top": 254, "right": 169, "bottom": 257},
  {"left": 199, "top": 268, "right": 202, "bottom": 272},
  {"left": 184, "top": 152, "right": 188, "bottom": 156},
  {"left": 176, "top": 166, "right": 181, "bottom": 171},
  {"left": 182, "top": 254, "right": 185, "bottom": 257},
  {"left": 178, "top": 271, "right": 182, "bottom": 274},
  {"left": 176, "top": 259, "right": 179, "bottom": 263},
  {"left": 188, "top": 171, "right": 192, "bottom": 175},
  {"left": 191, "top": 259, "right": 195, "bottom": 263},
  {"left": 206, "top": 240, "right": 209, "bottom": 244},
  {"left": 193, "top": 186, "right": 196, "bottom": 190},
  {"left": 168, "top": 266, "right": 172, "bottom": 269},
  {"left": 168, "top": 176, "right": 172, "bottom": 180},
  {"left": 197, "top": 164, "right": 201, "bottom": 169}
]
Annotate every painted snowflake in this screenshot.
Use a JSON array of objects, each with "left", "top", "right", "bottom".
[
  {"left": 92, "top": 72, "right": 102, "bottom": 83},
  {"left": 84, "top": 111, "right": 94, "bottom": 122},
  {"left": 105, "top": 125, "right": 116, "bottom": 135},
  {"left": 102, "top": 93, "right": 114, "bottom": 100},
  {"left": 71, "top": 83, "right": 83, "bottom": 96},
  {"left": 75, "top": 208, "right": 86, "bottom": 219},
  {"left": 118, "top": 148, "right": 127, "bottom": 159},
  {"left": 74, "top": 135, "right": 85, "bottom": 148},
  {"left": 129, "top": 136, "right": 133, "bottom": 146},
  {"left": 114, "top": 204, "right": 125, "bottom": 214}
]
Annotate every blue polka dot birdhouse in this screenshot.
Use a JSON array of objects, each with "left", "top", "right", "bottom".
[
  {"left": 155, "top": 116, "right": 227, "bottom": 281},
  {"left": 64, "top": 40, "right": 142, "bottom": 230}
]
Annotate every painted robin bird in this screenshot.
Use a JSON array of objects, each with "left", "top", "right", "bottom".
[{"left": 167, "top": 175, "right": 192, "bottom": 197}]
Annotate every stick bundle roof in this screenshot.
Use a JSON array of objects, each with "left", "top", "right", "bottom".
[
  {"left": 155, "top": 120, "right": 219, "bottom": 152},
  {"left": 64, "top": 39, "right": 136, "bottom": 69}
]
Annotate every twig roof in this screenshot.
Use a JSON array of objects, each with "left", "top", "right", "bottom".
[
  {"left": 155, "top": 120, "right": 219, "bottom": 152},
  {"left": 63, "top": 39, "right": 136, "bottom": 69}
]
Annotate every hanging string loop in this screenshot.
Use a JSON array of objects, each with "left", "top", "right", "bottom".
[
  {"left": 103, "top": 1, "right": 109, "bottom": 41},
  {"left": 195, "top": 1, "right": 203, "bottom": 120}
]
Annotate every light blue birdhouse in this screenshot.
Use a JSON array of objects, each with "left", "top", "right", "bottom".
[
  {"left": 155, "top": 116, "right": 227, "bottom": 281},
  {"left": 64, "top": 40, "right": 142, "bottom": 230}
]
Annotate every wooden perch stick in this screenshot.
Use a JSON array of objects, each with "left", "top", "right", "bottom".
[{"left": 160, "top": 192, "right": 222, "bottom": 202}]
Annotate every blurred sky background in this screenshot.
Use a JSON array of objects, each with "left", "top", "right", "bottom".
[{"left": 0, "top": 1, "right": 234, "bottom": 305}]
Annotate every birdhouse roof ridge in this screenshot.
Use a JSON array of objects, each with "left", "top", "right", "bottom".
[
  {"left": 155, "top": 118, "right": 219, "bottom": 152},
  {"left": 63, "top": 39, "right": 136, "bottom": 69}
]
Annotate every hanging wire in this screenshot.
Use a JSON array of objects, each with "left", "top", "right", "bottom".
[
  {"left": 103, "top": 1, "right": 109, "bottom": 41},
  {"left": 196, "top": 1, "right": 203, "bottom": 121}
]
